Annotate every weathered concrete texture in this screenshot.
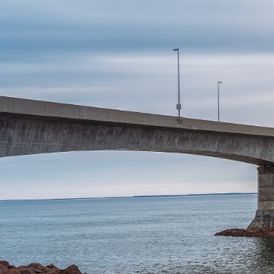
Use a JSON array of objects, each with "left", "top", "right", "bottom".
[
  {"left": 248, "top": 167, "right": 274, "bottom": 231},
  {"left": 1, "top": 114, "right": 274, "bottom": 166},
  {"left": 0, "top": 96, "right": 274, "bottom": 165},
  {"left": 248, "top": 210, "right": 274, "bottom": 231},
  {"left": 1, "top": 96, "right": 274, "bottom": 165}
]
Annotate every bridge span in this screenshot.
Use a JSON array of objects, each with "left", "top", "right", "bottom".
[{"left": 0, "top": 95, "right": 274, "bottom": 231}]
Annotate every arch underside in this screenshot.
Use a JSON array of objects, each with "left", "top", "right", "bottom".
[{"left": 0, "top": 114, "right": 274, "bottom": 166}]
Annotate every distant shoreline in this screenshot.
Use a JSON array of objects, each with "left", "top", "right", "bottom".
[{"left": 0, "top": 192, "right": 257, "bottom": 202}]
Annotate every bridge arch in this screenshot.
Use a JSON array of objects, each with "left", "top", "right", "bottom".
[{"left": 1, "top": 113, "right": 274, "bottom": 166}]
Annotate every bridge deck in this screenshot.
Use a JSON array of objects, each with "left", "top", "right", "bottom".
[{"left": 0, "top": 95, "right": 273, "bottom": 138}]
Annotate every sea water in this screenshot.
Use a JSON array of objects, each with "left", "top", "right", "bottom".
[{"left": 1, "top": 194, "right": 274, "bottom": 274}]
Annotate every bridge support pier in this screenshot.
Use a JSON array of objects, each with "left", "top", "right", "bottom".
[{"left": 248, "top": 166, "right": 274, "bottom": 231}]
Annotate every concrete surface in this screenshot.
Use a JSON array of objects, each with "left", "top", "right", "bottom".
[{"left": 1, "top": 96, "right": 274, "bottom": 166}]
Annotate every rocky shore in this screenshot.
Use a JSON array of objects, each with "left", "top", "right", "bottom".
[
  {"left": 0, "top": 261, "right": 85, "bottom": 274},
  {"left": 215, "top": 228, "right": 274, "bottom": 237}
]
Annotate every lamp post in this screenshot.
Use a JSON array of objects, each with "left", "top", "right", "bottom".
[
  {"left": 173, "top": 48, "right": 182, "bottom": 118},
  {"left": 217, "top": 81, "right": 222, "bottom": 122}
]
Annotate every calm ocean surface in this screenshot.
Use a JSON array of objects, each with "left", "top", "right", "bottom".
[{"left": 1, "top": 194, "right": 274, "bottom": 274}]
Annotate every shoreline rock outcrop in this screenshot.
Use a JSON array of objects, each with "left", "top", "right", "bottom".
[
  {"left": 0, "top": 261, "right": 85, "bottom": 274},
  {"left": 215, "top": 228, "right": 274, "bottom": 237}
]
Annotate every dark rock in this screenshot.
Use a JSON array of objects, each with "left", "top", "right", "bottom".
[
  {"left": 18, "top": 268, "right": 35, "bottom": 274},
  {"left": 0, "top": 265, "right": 8, "bottom": 274},
  {"left": 0, "top": 262, "right": 83, "bottom": 274},
  {"left": 27, "top": 263, "right": 45, "bottom": 270},
  {"left": 0, "top": 265, "right": 8, "bottom": 271},
  {"left": 45, "top": 265, "right": 61, "bottom": 274},
  {"left": 62, "top": 265, "right": 81, "bottom": 274},
  {"left": 215, "top": 228, "right": 274, "bottom": 237},
  {"left": 6, "top": 269, "right": 21, "bottom": 274},
  {"left": 0, "top": 261, "right": 10, "bottom": 268},
  {"left": 45, "top": 265, "right": 58, "bottom": 270}
]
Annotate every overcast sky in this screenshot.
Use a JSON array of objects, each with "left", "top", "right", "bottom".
[{"left": 1, "top": 0, "right": 274, "bottom": 199}]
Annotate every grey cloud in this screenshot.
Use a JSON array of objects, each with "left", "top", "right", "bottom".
[{"left": 1, "top": 0, "right": 274, "bottom": 60}]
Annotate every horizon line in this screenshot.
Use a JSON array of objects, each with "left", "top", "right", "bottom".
[{"left": 0, "top": 192, "right": 257, "bottom": 202}]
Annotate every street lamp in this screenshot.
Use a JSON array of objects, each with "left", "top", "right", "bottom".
[
  {"left": 173, "top": 48, "right": 182, "bottom": 118},
  {"left": 217, "top": 81, "right": 223, "bottom": 122}
]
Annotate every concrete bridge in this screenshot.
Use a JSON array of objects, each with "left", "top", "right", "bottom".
[{"left": 1, "top": 95, "right": 274, "bottom": 231}]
